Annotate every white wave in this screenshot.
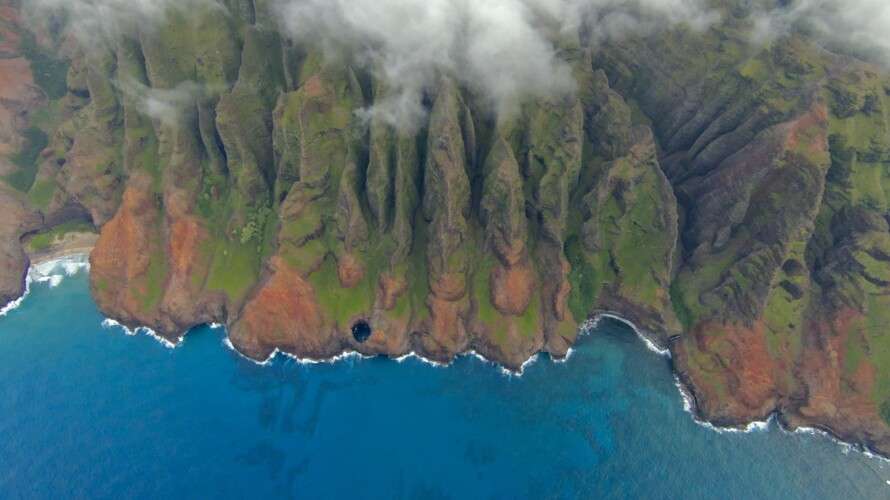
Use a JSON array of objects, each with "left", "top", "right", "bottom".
[
  {"left": 10, "top": 266, "right": 889, "bottom": 464},
  {"left": 672, "top": 374, "right": 773, "bottom": 434},
  {"left": 217, "top": 311, "right": 660, "bottom": 379},
  {"left": 101, "top": 317, "right": 180, "bottom": 349},
  {"left": 102, "top": 318, "right": 131, "bottom": 334},
  {"left": 552, "top": 348, "right": 574, "bottom": 364},
  {"left": 1, "top": 254, "right": 91, "bottom": 317},
  {"left": 668, "top": 332, "right": 889, "bottom": 463},
  {"left": 588, "top": 312, "right": 671, "bottom": 358},
  {"left": 222, "top": 337, "right": 382, "bottom": 367},
  {"left": 143, "top": 328, "right": 181, "bottom": 349},
  {"left": 467, "top": 349, "right": 489, "bottom": 364},
  {"left": 222, "top": 337, "right": 275, "bottom": 366},
  {"left": 464, "top": 349, "right": 502, "bottom": 372},
  {"left": 498, "top": 353, "right": 540, "bottom": 378},
  {"left": 281, "top": 349, "right": 374, "bottom": 366},
  {"left": 395, "top": 348, "right": 536, "bottom": 377},
  {"left": 0, "top": 274, "right": 31, "bottom": 317},
  {"left": 31, "top": 254, "right": 90, "bottom": 290},
  {"left": 63, "top": 260, "right": 89, "bottom": 275},
  {"left": 456, "top": 349, "right": 533, "bottom": 377},
  {"left": 394, "top": 351, "right": 450, "bottom": 368},
  {"left": 786, "top": 425, "right": 890, "bottom": 464},
  {"left": 32, "top": 254, "right": 90, "bottom": 278},
  {"left": 672, "top": 371, "right": 890, "bottom": 462}
]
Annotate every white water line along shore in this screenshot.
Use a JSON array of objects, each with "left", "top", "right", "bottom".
[
  {"left": 3, "top": 252, "right": 890, "bottom": 466},
  {"left": 1, "top": 253, "right": 92, "bottom": 317}
]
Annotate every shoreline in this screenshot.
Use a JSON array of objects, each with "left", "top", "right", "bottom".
[
  {"left": 3, "top": 252, "right": 890, "bottom": 463},
  {"left": 671, "top": 372, "right": 890, "bottom": 464},
  {"left": 26, "top": 231, "right": 97, "bottom": 267}
]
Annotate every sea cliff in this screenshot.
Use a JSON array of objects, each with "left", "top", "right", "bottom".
[{"left": 3, "top": 0, "right": 890, "bottom": 457}]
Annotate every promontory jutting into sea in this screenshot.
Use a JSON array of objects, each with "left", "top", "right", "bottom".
[
  {"left": 3, "top": 0, "right": 890, "bottom": 497},
  {"left": 0, "top": 262, "right": 888, "bottom": 497}
]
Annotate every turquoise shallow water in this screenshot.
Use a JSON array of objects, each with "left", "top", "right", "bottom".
[{"left": 1, "top": 260, "right": 890, "bottom": 499}]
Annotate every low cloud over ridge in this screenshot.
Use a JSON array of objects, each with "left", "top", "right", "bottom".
[
  {"left": 22, "top": 0, "right": 890, "bottom": 128},
  {"left": 272, "top": 0, "right": 718, "bottom": 127}
]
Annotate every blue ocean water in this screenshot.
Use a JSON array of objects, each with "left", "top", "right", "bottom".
[{"left": 1, "top": 261, "right": 889, "bottom": 499}]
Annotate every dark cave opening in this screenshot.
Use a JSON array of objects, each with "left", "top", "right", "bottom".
[{"left": 351, "top": 321, "right": 372, "bottom": 343}]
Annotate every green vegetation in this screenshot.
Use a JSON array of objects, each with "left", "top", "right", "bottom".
[
  {"left": 4, "top": 127, "right": 48, "bottom": 192},
  {"left": 669, "top": 282, "right": 694, "bottom": 331},
  {"left": 12, "top": 0, "right": 890, "bottom": 451},
  {"left": 135, "top": 249, "right": 169, "bottom": 311},
  {"left": 389, "top": 218, "right": 431, "bottom": 323},
  {"left": 880, "top": 400, "right": 890, "bottom": 426},
  {"left": 596, "top": 156, "right": 668, "bottom": 307},
  {"left": 863, "top": 281, "right": 890, "bottom": 409},
  {"left": 26, "top": 220, "right": 94, "bottom": 253},
  {"left": 19, "top": 31, "right": 69, "bottom": 99},
  {"left": 197, "top": 194, "right": 274, "bottom": 306},
  {"left": 471, "top": 252, "right": 540, "bottom": 349},
  {"left": 27, "top": 178, "right": 56, "bottom": 209},
  {"left": 308, "top": 255, "right": 378, "bottom": 326},
  {"left": 566, "top": 236, "right": 600, "bottom": 322},
  {"left": 473, "top": 255, "right": 503, "bottom": 338},
  {"left": 204, "top": 232, "right": 270, "bottom": 305},
  {"left": 240, "top": 206, "right": 272, "bottom": 245}
]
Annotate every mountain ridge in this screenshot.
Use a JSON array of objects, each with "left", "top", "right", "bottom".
[{"left": 4, "top": 0, "right": 890, "bottom": 457}]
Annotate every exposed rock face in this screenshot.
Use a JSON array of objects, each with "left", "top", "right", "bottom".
[
  {"left": 0, "top": 187, "right": 41, "bottom": 306},
  {"left": 229, "top": 256, "right": 334, "bottom": 360},
  {"left": 0, "top": 8, "right": 47, "bottom": 307},
  {"left": 6, "top": 0, "right": 890, "bottom": 457}
]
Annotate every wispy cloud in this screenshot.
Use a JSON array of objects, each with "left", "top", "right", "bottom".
[
  {"left": 116, "top": 78, "right": 210, "bottom": 125},
  {"left": 751, "top": 0, "right": 890, "bottom": 64},
  {"left": 30, "top": 1, "right": 890, "bottom": 131},
  {"left": 24, "top": 0, "right": 224, "bottom": 46},
  {"left": 272, "top": 0, "right": 718, "bottom": 128}
]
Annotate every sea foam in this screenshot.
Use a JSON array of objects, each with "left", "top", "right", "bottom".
[
  {"left": 0, "top": 275, "right": 30, "bottom": 317},
  {"left": 101, "top": 317, "right": 181, "bottom": 349},
  {"left": 1, "top": 254, "right": 90, "bottom": 317},
  {"left": 672, "top": 374, "right": 772, "bottom": 434},
  {"left": 586, "top": 312, "right": 671, "bottom": 358},
  {"left": 5, "top": 264, "right": 888, "bottom": 464}
]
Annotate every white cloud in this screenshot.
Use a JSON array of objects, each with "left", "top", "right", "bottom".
[
  {"left": 116, "top": 79, "right": 206, "bottom": 125},
  {"left": 272, "top": 0, "right": 718, "bottom": 128},
  {"left": 24, "top": 0, "right": 223, "bottom": 46},
  {"left": 751, "top": 1, "right": 890, "bottom": 64}
]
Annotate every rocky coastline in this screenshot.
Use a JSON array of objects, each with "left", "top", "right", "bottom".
[
  {"left": 13, "top": 251, "right": 890, "bottom": 461},
  {"left": 3, "top": 0, "right": 890, "bottom": 460}
]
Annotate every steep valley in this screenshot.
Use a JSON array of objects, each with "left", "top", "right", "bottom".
[{"left": 4, "top": 0, "right": 890, "bottom": 457}]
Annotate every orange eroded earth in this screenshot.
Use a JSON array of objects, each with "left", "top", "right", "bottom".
[
  {"left": 784, "top": 102, "right": 829, "bottom": 156},
  {"left": 230, "top": 257, "right": 337, "bottom": 360},
  {"left": 378, "top": 272, "right": 407, "bottom": 311},
  {"left": 0, "top": 6, "right": 22, "bottom": 56},
  {"left": 491, "top": 261, "right": 534, "bottom": 316},
  {"left": 423, "top": 294, "right": 469, "bottom": 361},
  {"left": 796, "top": 308, "right": 882, "bottom": 435},
  {"left": 679, "top": 320, "right": 780, "bottom": 421},
  {"left": 90, "top": 174, "right": 160, "bottom": 320}
]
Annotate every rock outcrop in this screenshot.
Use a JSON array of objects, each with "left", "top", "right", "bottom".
[{"left": 5, "top": 0, "right": 890, "bottom": 457}]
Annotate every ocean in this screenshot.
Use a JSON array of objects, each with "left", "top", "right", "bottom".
[{"left": 1, "top": 257, "right": 888, "bottom": 499}]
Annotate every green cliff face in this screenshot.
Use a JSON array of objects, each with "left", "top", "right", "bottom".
[{"left": 4, "top": 0, "right": 890, "bottom": 456}]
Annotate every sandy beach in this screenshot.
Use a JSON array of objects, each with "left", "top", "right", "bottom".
[{"left": 26, "top": 231, "right": 97, "bottom": 266}]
